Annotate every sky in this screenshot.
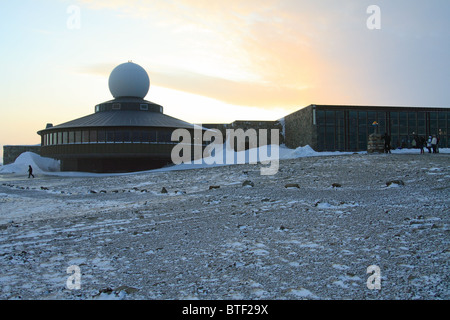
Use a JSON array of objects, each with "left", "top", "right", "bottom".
[{"left": 0, "top": 0, "right": 449, "bottom": 161}]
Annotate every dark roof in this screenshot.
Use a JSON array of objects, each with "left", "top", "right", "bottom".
[
  {"left": 310, "top": 104, "right": 450, "bottom": 111},
  {"left": 39, "top": 110, "right": 196, "bottom": 133}
]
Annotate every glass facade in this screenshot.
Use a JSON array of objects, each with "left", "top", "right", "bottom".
[
  {"left": 42, "top": 128, "right": 182, "bottom": 146},
  {"left": 316, "top": 108, "right": 449, "bottom": 151}
]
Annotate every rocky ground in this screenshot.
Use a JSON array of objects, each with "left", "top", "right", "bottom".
[{"left": 0, "top": 153, "right": 449, "bottom": 300}]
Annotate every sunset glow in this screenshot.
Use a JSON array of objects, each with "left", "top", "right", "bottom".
[{"left": 1, "top": 0, "right": 449, "bottom": 160}]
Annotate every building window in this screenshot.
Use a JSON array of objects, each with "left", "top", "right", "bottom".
[
  {"left": 325, "top": 126, "right": 335, "bottom": 150},
  {"left": 123, "top": 130, "right": 131, "bottom": 143},
  {"left": 114, "top": 130, "right": 123, "bottom": 143},
  {"left": 90, "top": 130, "right": 97, "bottom": 143},
  {"left": 82, "top": 130, "right": 89, "bottom": 143},
  {"left": 325, "top": 111, "right": 335, "bottom": 126},
  {"left": 106, "top": 130, "right": 114, "bottom": 143},
  {"left": 75, "top": 131, "right": 82, "bottom": 144},
  {"left": 438, "top": 113, "right": 446, "bottom": 135},
  {"left": 112, "top": 103, "right": 121, "bottom": 110},
  {"left": 158, "top": 130, "right": 172, "bottom": 143},
  {"left": 140, "top": 104, "right": 149, "bottom": 111},
  {"left": 68, "top": 131, "right": 74, "bottom": 144},
  {"left": 316, "top": 110, "right": 324, "bottom": 126},
  {"left": 141, "top": 130, "right": 149, "bottom": 143},
  {"left": 149, "top": 130, "right": 157, "bottom": 142},
  {"left": 131, "top": 130, "right": 141, "bottom": 143},
  {"left": 98, "top": 130, "right": 106, "bottom": 143},
  {"left": 390, "top": 112, "right": 399, "bottom": 136},
  {"left": 377, "top": 112, "right": 386, "bottom": 134},
  {"left": 95, "top": 105, "right": 100, "bottom": 112}
]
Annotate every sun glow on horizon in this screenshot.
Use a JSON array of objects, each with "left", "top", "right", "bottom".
[{"left": 1, "top": 0, "right": 449, "bottom": 161}]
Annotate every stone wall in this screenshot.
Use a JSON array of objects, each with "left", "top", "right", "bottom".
[
  {"left": 284, "top": 105, "right": 316, "bottom": 149},
  {"left": 202, "top": 120, "right": 284, "bottom": 145},
  {"left": 3, "top": 145, "right": 41, "bottom": 165}
]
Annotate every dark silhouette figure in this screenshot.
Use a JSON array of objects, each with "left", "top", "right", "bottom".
[
  {"left": 419, "top": 136, "right": 425, "bottom": 154},
  {"left": 28, "top": 165, "right": 35, "bottom": 178}
]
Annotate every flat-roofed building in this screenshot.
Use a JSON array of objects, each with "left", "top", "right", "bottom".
[{"left": 284, "top": 105, "right": 450, "bottom": 152}]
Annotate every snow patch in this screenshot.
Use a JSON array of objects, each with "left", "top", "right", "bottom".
[{"left": 0, "top": 152, "right": 60, "bottom": 174}]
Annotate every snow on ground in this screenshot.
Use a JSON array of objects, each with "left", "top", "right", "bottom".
[
  {"left": 0, "top": 152, "right": 60, "bottom": 175},
  {"left": 0, "top": 147, "right": 449, "bottom": 300}
]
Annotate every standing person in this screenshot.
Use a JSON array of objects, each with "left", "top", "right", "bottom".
[
  {"left": 28, "top": 165, "right": 35, "bottom": 178},
  {"left": 436, "top": 130, "right": 441, "bottom": 153},
  {"left": 382, "top": 132, "right": 391, "bottom": 154},
  {"left": 431, "top": 135, "right": 438, "bottom": 154},
  {"left": 426, "top": 136, "right": 432, "bottom": 153},
  {"left": 412, "top": 132, "right": 419, "bottom": 149},
  {"left": 419, "top": 136, "right": 425, "bottom": 154}
]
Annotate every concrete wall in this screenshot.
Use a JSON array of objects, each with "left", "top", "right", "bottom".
[
  {"left": 284, "top": 105, "right": 317, "bottom": 149},
  {"left": 3, "top": 145, "right": 41, "bottom": 165}
]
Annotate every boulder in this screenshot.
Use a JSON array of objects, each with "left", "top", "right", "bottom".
[
  {"left": 242, "top": 180, "right": 254, "bottom": 187},
  {"left": 386, "top": 180, "right": 405, "bottom": 187}
]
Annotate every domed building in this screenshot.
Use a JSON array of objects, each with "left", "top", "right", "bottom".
[{"left": 38, "top": 61, "right": 202, "bottom": 173}]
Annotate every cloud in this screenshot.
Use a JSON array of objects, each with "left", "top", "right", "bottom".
[
  {"left": 77, "top": 62, "right": 307, "bottom": 107},
  {"left": 76, "top": 0, "right": 450, "bottom": 108}
]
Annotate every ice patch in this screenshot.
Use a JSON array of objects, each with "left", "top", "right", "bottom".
[{"left": 288, "top": 287, "right": 318, "bottom": 299}]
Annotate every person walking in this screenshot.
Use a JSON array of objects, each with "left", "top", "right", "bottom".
[{"left": 28, "top": 165, "right": 35, "bottom": 178}]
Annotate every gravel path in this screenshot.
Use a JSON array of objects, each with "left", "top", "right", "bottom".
[{"left": 0, "top": 153, "right": 449, "bottom": 300}]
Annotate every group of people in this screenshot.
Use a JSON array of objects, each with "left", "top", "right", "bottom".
[
  {"left": 382, "top": 132, "right": 441, "bottom": 154},
  {"left": 413, "top": 133, "right": 440, "bottom": 154}
]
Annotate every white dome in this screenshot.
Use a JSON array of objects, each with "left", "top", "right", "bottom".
[{"left": 108, "top": 62, "right": 150, "bottom": 98}]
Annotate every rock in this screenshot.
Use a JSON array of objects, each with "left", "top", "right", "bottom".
[
  {"left": 114, "top": 285, "right": 139, "bottom": 294},
  {"left": 242, "top": 180, "right": 254, "bottom": 187},
  {"left": 332, "top": 183, "right": 342, "bottom": 188},
  {"left": 284, "top": 183, "right": 300, "bottom": 189},
  {"left": 209, "top": 186, "right": 220, "bottom": 190},
  {"left": 40, "top": 186, "right": 49, "bottom": 190},
  {"left": 386, "top": 180, "right": 405, "bottom": 186},
  {"left": 160, "top": 187, "right": 168, "bottom": 194},
  {"left": 89, "top": 190, "right": 97, "bottom": 194},
  {"left": 98, "top": 287, "right": 114, "bottom": 295}
]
